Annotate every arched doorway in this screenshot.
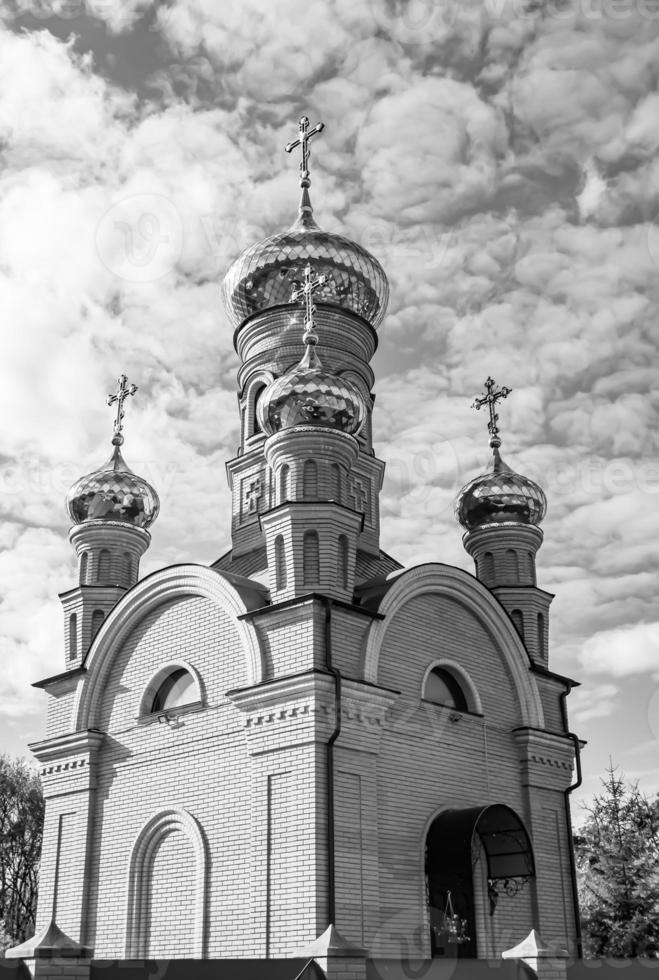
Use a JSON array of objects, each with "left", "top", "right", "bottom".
[{"left": 425, "top": 804, "right": 535, "bottom": 958}]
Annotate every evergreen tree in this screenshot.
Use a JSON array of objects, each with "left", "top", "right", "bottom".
[
  {"left": 574, "top": 764, "right": 659, "bottom": 958},
  {"left": 0, "top": 756, "right": 44, "bottom": 952}
]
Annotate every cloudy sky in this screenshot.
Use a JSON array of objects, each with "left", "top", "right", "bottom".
[{"left": 1, "top": 0, "right": 659, "bottom": 814}]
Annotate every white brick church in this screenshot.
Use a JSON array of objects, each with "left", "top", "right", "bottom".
[{"left": 12, "top": 118, "right": 581, "bottom": 969}]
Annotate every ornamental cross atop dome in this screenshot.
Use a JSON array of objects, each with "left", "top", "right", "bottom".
[
  {"left": 285, "top": 115, "right": 324, "bottom": 188},
  {"left": 472, "top": 376, "right": 512, "bottom": 448},
  {"left": 107, "top": 374, "right": 138, "bottom": 445},
  {"left": 291, "top": 263, "right": 328, "bottom": 345}
]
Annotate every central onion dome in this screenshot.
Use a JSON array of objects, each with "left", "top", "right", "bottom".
[
  {"left": 456, "top": 447, "right": 546, "bottom": 531},
  {"left": 66, "top": 437, "right": 159, "bottom": 529},
  {"left": 221, "top": 186, "right": 389, "bottom": 330},
  {"left": 257, "top": 333, "right": 366, "bottom": 436}
]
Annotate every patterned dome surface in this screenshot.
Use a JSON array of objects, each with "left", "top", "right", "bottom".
[
  {"left": 222, "top": 205, "right": 389, "bottom": 330},
  {"left": 258, "top": 346, "right": 365, "bottom": 436},
  {"left": 456, "top": 450, "right": 546, "bottom": 531},
  {"left": 66, "top": 444, "right": 159, "bottom": 529}
]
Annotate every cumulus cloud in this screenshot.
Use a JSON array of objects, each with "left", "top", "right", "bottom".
[
  {"left": 1, "top": 0, "right": 659, "bottom": 799},
  {"left": 579, "top": 622, "right": 659, "bottom": 678}
]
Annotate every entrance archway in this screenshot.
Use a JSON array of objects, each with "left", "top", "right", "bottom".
[{"left": 425, "top": 804, "right": 535, "bottom": 958}]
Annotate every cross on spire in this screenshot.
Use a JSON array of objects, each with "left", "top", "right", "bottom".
[
  {"left": 285, "top": 115, "right": 324, "bottom": 188},
  {"left": 471, "top": 376, "right": 512, "bottom": 449},
  {"left": 291, "top": 263, "right": 328, "bottom": 346},
  {"left": 107, "top": 374, "right": 138, "bottom": 446}
]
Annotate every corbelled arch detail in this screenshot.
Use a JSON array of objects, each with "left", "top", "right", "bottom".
[
  {"left": 125, "top": 808, "right": 208, "bottom": 957},
  {"left": 362, "top": 563, "right": 544, "bottom": 728},
  {"left": 75, "top": 564, "right": 266, "bottom": 730}
]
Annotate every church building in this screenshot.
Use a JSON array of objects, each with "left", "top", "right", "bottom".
[{"left": 10, "top": 117, "right": 581, "bottom": 971}]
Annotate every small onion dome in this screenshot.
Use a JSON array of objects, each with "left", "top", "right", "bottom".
[
  {"left": 456, "top": 447, "right": 546, "bottom": 531},
  {"left": 221, "top": 188, "right": 389, "bottom": 330},
  {"left": 257, "top": 342, "right": 366, "bottom": 436},
  {"left": 66, "top": 438, "right": 159, "bottom": 529}
]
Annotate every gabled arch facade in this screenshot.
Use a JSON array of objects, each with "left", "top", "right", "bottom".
[
  {"left": 362, "top": 563, "right": 544, "bottom": 729},
  {"left": 75, "top": 564, "right": 266, "bottom": 730}
]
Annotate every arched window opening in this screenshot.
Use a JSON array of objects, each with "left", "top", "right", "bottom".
[
  {"left": 91, "top": 609, "right": 104, "bottom": 641},
  {"left": 151, "top": 668, "right": 198, "bottom": 713},
  {"left": 280, "top": 464, "right": 290, "bottom": 505},
  {"left": 303, "top": 531, "right": 320, "bottom": 586},
  {"left": 303, "top": 459, "right": 318, "bottom": 499},
  {"left": 424, "top": 667, "right": 469, "bottom": 713},
  {"left": 511, "top": 609, "right": 524, "bottom": 639},
  {"left": 330, "top": 463, "right": 341, "bottom": 503},
  {"left": 274, "top": 535, "right": 287, "bottom": 591},
  {"left": 528, "top": 552, "right": 536, "bottom": 585},
  {"left": 69, "top": 614, "right": 77, "bottom": 661},
  {"left": 482, "top": 552, "right": 494, "bottom": 582},
  {"left": 505, "top": 548, "right": 519, "bottom": 580},
  {"left": 123, "top": 552, "right": 132, "bottom": 584},
  {"left": 537, "top": 613, "right": 545, "bottom": 659},
  {"left": 252, "top": 384, "right": 266, "bottom": 435},
  {"left": 80, "top": 552, "right": 88, "bottom": 584},
  {"left": 337, "top": 535, "right": 349, "bottom": 590},
  {"left": 97, "top": 549, "right": 111, "bottom": 582}
]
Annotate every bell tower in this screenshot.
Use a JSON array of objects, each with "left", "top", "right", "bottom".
[{"left": 220, "top": 116, "right": 389, "bottom": 577}]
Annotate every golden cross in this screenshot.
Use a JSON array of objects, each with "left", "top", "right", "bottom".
[
  {"left": 285, "top": 115, "right": 324, "bottom": 187},
  {"left": 107, "top": 374, "right": 138, "bottom": 444},
  {"left": 291, "top": 263, "right": 327, "bottom": 343},
  {"left": 472, "top": 376, "right": 512, "bottom": 447}
]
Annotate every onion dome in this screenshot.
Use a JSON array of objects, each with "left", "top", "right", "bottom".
[
  {"left": 221, "top": 187, "right": 389, "bottom": 330},
  {"left": 456, "top": 447, "right": 546, "bottom": 531},
  {"left": 456, "top": 375, "right": 546, "bottom": 531},
  {"left": 66, "top": 439, "right": 159, "bottom": 529},
  {"left": 257, "top": 333, "right": 365, "bottom": 437},
  {"left": 66, "top": 374, "right": 159, "bottom": 529}
]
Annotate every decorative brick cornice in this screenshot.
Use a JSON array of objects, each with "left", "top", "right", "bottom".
[
  {"left": 513, "top": 727, "right": 576, "bottom": 791},
  {"left": 337, "top": 679, "right": 398, "bottom": 754},
  {"left": 228, "top": 671, "right": 337, "bottom": 753},
  {"left": 30, "top": 729, "right": 105, "bottom": 798}
]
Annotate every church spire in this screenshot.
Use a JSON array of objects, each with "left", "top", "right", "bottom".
[
  {"left": 285, "top": 114, "right": 324, "bottom": 229},
  {"left": 107, "top": 373, "right": 138, "bottom": 447},
  {"left": 471, "top": 375, "right": 512, "bottom": 469}
]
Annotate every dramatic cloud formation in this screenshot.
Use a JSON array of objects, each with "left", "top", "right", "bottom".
[{"left": 1, "top": 0, "right": 659, "bottom": 806}]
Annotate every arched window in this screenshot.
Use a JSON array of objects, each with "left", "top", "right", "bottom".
[
  {"left": 537, "top": 613, "right": 545, "bottom": 659},
  {"left": 482, "top": 552, "right": 495, "bottom": 582},
  {"left": 303, "top": 459, "right": 318, "bottom": 499},
  {"left": 280, "top": 464, "right": 290, "bottom": 505},
  {"left": 151, "top": 668, "right": 198, "bottom": 713},
  {"left": 337, "top": 535, "right": 349, "bottom": 590},
  {"left": 123, "top": 552, "right": 132, "bottom": 584},
  {"left": 69, "top": 614, "right": 77, "bottom": 661},
  {"left": 97, "top": 549, "right": 111, "bottom": 582},
  {"left": 505, "top": 548, "right": 519, "bottom": 579},
  {"left": 274, "top": 535, "right": 287, "bottom": 591},
  {"left": 91, "top": 609, "right": 104, "bottom": 640},
  {"left": 424, "top": 667, "right": 469, "bottom": 713},
  {"left": 252, "top": 384, "right": 266, "bottom": 435},
  {"left": 80, "top": 552, "right": 88, "bottom": 584},
  {"left": 511, "top": 609, "right": 524, "bottom": 639},
  {"left": 330, "top": 463, "right": 341, "bottom": 503},
  {"left": 303, "top": 531, "right": 320, "bottom": 586},
  {"left": 528, "top": 552, "right": 536, "bottom": 585}
]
